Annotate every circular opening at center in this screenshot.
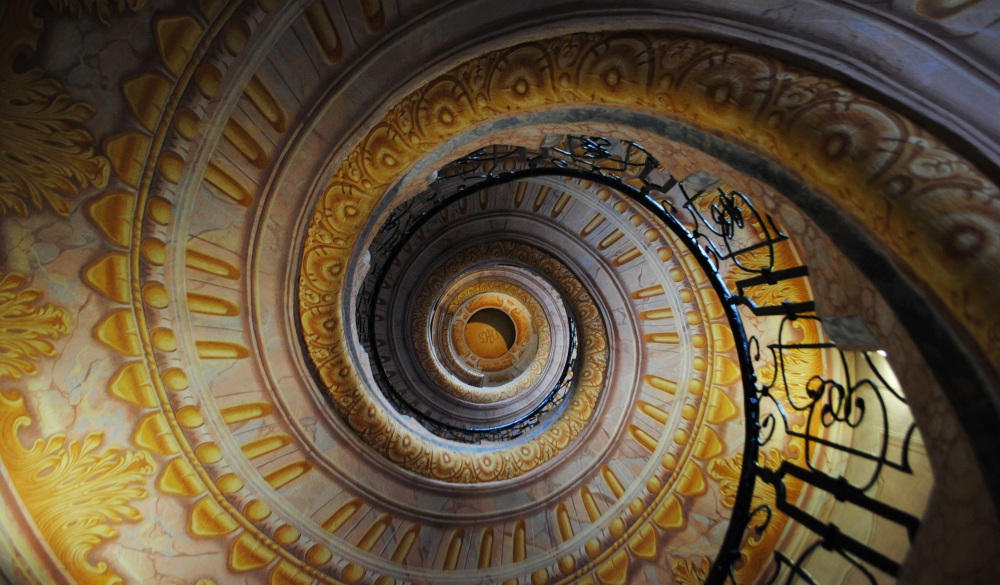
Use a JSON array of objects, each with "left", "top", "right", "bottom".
[{"left": 464, "top": 308, "right": 517, "bottom": 359}]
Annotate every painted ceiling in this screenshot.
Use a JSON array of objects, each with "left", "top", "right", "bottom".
[{"left": 1, "top": 1, "right": 1000, "bottom": 584}]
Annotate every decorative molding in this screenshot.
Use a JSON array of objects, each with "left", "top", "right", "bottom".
[
  {"left": 0, "top": 389, "right": 154, "bottom": 585},
  {"left": 0, "top": 272, "right": 70, "bottom": 381},
  {"left": 0, "top": 66, "right": 109, "bottom": 216},
  {"left": 0, "top": 0, "right": 148, "bottom": 217},
  {"left": 300, "top": 31, "right": 1000, "bottom": 373}
]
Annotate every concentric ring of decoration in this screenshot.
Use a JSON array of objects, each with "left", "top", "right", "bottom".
[
  {"left": 445, "top": 286, "right": 537, "bottom": 383},
  {"left": 379, "top": 245, "right": 575, "bottom": 438},
  {"left": 299, "top": 148, "right": 740, "bottom": 578},
  {"left": 1, "top": 0, "right": 984, "bottom": 581},
  {"left": 374, "top": 239, "right": 578, "bottom": 436},
  {"left": 75, "top": 13, "right": 926, "bottom": 583},
  {"left": 415, "top": 264, "right": 558, "bottom": 402},
  {"left": 86, "top": 16, "right": 786, "bottom": 581},
  {"left": 331, "top": 206, "right": 606, "bottom": 473},
  {"left": 104, "top": 120, "right": 742, "bottom": 583},
  {"left": 376, "top": 246, "right": 576, "bottom": 433},
  {"left": 424, "top": 276, "right": 554, "bottom": 403}
]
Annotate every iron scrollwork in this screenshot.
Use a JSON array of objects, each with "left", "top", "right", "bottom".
[
  {"left": 355, "top": 136, "right": 667, "bottom": 443},
  {"left": 731, "top": 314, "right": 922, "bottom": 583},
  {"left": 353, "top": 135, "right": 924, "bottom": 580}
]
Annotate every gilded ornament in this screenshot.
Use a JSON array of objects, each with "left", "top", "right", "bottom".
[
  {"left": 723, "top": 231, "right": 812, "bottom": 309},
  {"left": 0, "top": 389, "right": 155, "bottom": 585},
  {"left": 14, "top": 17, "right": 951, "bottom": 580},
  {"left": 0, "top": 68, "right": 109, "bottom": 216},
  {"left": 671, "top": 557, "right": 709, "bottom": 585},
  {"left": 407, "top": 244, "right": 568, "bottom": 403},
  {"left": 306, "top": 238, "right": 608, "bottom": 482},
  {"left": 0, "top": 0, "right": 148, "bottom": 217},
  {"left": 0, "top": 271, "right": 70, "bottom": 380},
  {"left": 708, "top": 450, "right": 804, "bottom": 582},
  {"left": 302, "top": 31, "right": 1000, "bottom": 375}
]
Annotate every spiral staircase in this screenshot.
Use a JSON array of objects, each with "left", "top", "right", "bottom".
[{"left": 1, "top": 1, "right": 999, "bottom": 584}]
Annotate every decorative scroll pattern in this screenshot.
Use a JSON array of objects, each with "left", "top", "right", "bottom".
[
  {"left": 289, "top": 26, "right": 953, "bottom": 580},
  {"left": 736, "top": 315, "right": 922, "bottom": 582},
  {"left": 437, "top": 138, "right": 929, "bottom": 583},
  {"left": 0, "top": 269, "right": 151, "bottom": 585},
  {"left": 304, "top": 166, "right": 610, "bottom": 478},
  {"left": 709, "top": 450, "right": 802, "bottom": 582},
  {"left": 0, "top": 67, "right": 109, "bottom": 216},
  {"left": 356, "top": 139, "right": 655, "bottom": 442},
  {"left": 674, "top": 557, "right": 711, "bottom": 585},
  {"left": 340, "top": 133, "right": 926, "bottom": 574},
  {"left": 0, "top": 390, "right": 155, "bottom": 585},
  {"left": 677, "top": 169, "right": 925, "bottom": 583},
  {"left": 757, "top": 317, "right": 916, "bottom": 490},
  {"left": 299, "top": 32, "right": 1000, "bottom": 376},
  {"left": 0, "top": 4, "right": 952, "bottom": 576},
  {"left": 357, "top": 136, "right": 664, "bottom": 309},
  {"left": 0, "top": 0, "right": 133, "bottom": 217},
  {"left": 0, "top": 271, "right": 70, "bottom": 380}
]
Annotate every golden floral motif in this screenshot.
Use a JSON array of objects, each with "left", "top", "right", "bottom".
[
  {"left": 0, "top": 0, "right": 146, "bottom": 217},
  {"left": 283, "top": 26, "right": 985, "bottom": 576},
  {"left": 718, "top": 205, "right": 813, "bottom": 309},
  {"left": 0, "top": 389, "right": 155, "bottom": 585},
  {"left": 0, "top": 271, "right": 71, "bottom": 380},
  {"left": 0, "top": 67, "right": 109, "bottom": 216},
  {"left": 304, "top": 30, "right": 999, "bottom": 370},
  {"left": 708, "top": 450, "right": 805, "bottom": 582},
  {"left": 710, "top": 451, "right": 781, "bottom": 510},
  {"left": 672, "top": 556, "right": 710, "bottom": 585},
  {"left": 755, "top": 318, "right": 825, "bottom": 406},
  {"left": 452, "top": 33, "right": 1000, "bottom": 362}
]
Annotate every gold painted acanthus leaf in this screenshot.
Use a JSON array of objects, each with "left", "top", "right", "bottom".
[
  {"left": 0, "top": 0, "right": 147, "bottom": 217},
  {"left": 0, "top": 271, "right": 70, "bottom": 380},
  {"left": 671, "top": 557, "right": 709, "bottom": 585},
  {"left": 0, "top": 67, "right": 109, "bottom": 216},
  {"left": 708, "top": 450, "right": 805, "bottom": 582},
  {"left": 0, "top": 389, "right": 155, "bottom": 585}
]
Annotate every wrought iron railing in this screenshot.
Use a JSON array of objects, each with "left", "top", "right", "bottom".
[
  {"left": 723, "top": 316, "right": 921, "bottom": 583},
  {"left": 354, "top": 135, "right": 925, "bottom": 579},
  {"left": 355, "top": 137, "right": 672, "bottom": 443},
  {"left": 665, "top": 156, "right": 922, "bottom": 584}
]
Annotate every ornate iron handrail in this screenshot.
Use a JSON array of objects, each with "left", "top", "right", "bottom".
[
  {"left": 354, "top": 135, "right": 924, "bottom": 579},
  {"left": 355, "top": 137, "right": 668, "bottom": 443},
  {"left": 728, "top": 315, "right": 921, "bottom": 583}
]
